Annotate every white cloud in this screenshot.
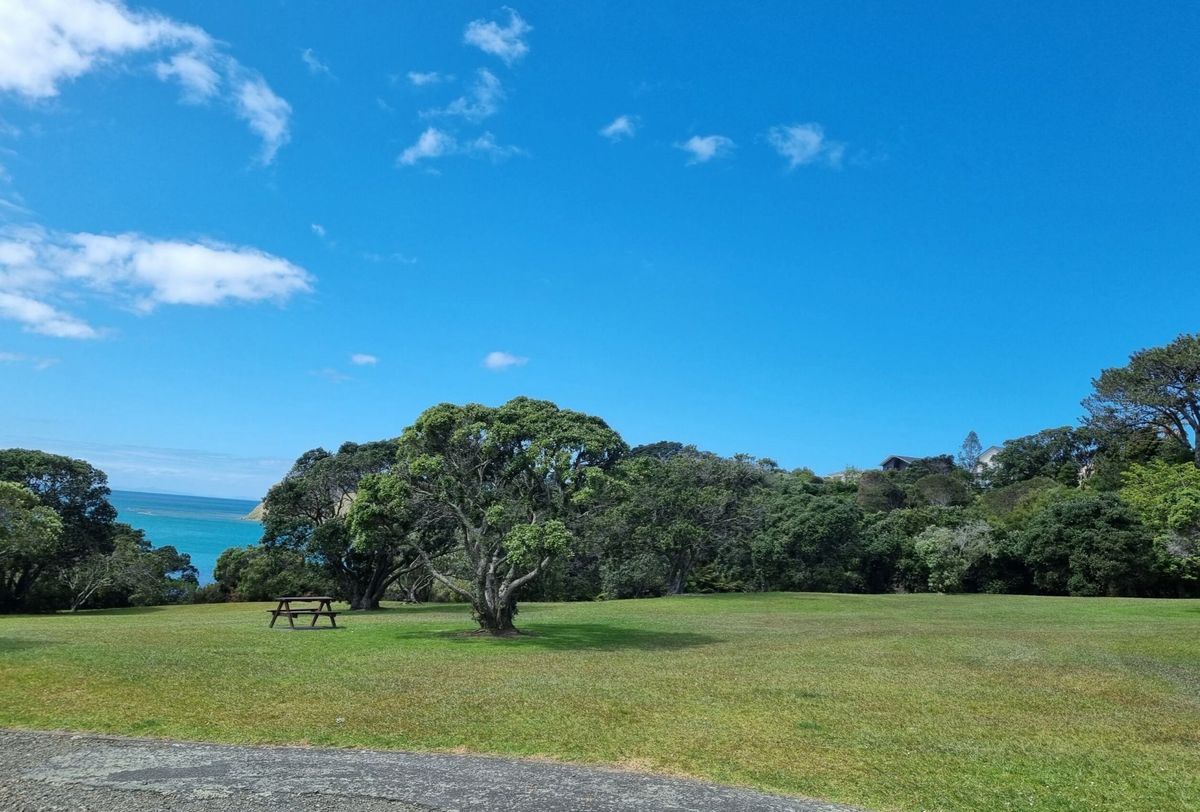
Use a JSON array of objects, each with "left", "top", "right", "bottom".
[
  {"left": 0, "top": 0, "right": 291, "bottom": 163},
  {"left": 301, "top": 48, "right": 330, "bottom": 76},
  {"left": 407, "top": 71, "right": 451, "bottom": 86},
  {"left": 422, "top": 68, "right": 504, "bottom": 122},
  {"left": 397, "top": 127, "right": 522, "bottom": 167},
  {"left": 483, "top": 350, "right": 528, "bottom": 371},
  {"left": 0, "top": 225, "right": 313, "bottom": 338},
  {"left": 600, "top": 114, "right": 637, "bottom": 142},
  {"left": 463, "top": 8, "right": 531, "bottom": 65},
  {"left": 311, "top": 223, "right": 326, "bottom": 238},
  {"left": 676, "top": 134, "right": 735, "bottom": 164},
  {"left": 0, "top": 291, "right": 99, "bottom": 338},
  {"left": 350, "top": 353, "right": 377, "bottom": 366},
  {"left": 154, "top": 52, "right": 219, "bottom": 102},
  {"left": 398, "top": 127, "right": 456, "bottom": 166},
  {"left": 235, "top": 77, "right": 291, "bottom": 164},
  {"left": 766, "top": 123, "right": 845, "bottom": 170},
  {"left": 0, "top": 0, "right": 209, "bottom": 98}
]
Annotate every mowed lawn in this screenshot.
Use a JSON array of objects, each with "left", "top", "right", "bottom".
[{"left": 0, "top": 594, "right": 1197, "bottom": 811}]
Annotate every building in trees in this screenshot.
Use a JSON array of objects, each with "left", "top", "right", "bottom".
[{"left": 880, "top": 455, "right": 920, "bottom": 471}]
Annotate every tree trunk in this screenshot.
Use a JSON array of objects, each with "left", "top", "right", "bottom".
[{"left": 473, "top": 594, "right": 516, "bottom": 634}]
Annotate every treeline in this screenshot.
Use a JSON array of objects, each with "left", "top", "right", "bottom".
[
  {"left": 202, "top": 334, "right": 1200, "bottom": 632},
  {"left": 0, "top": 449, "right": 198, "bottom": 612},
  {"left": 5, "top": 333, "right": 1200, "bottom": 626}
]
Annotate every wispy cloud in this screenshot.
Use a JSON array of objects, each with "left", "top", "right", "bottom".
[
  {"left": 234, "top": 77, "right": 292, "bottom": 164},
  {"left": 311, "top": 223, "right": 327, "bottom": 239},
  {"left": 0, "top": 0, "right": 291, "bottom": 163},
  {"left": 301, "top": 48, "right": 331, "bottom": 76},
  {"left": 422, "top": 69, "right": 504, "bottom": 122},
  {"left": 154, "top": 53, "right": 219, "bottom": 102},
  {"left": 0, "top": 350, "right": 58, "bottom": 370},
  {"left": 464, "top": 8, "right": 532, "bottom": 65},
  {"left": 0, "top": 224, "right": 312, "bottom": 339},
  {"left": 675, "top": 134, "right": 735, "bottom": 165},
  {"left": 765, "top": 123, "right": 845, "bottom": 170},
  {"left": 0, "top": 291, "right": 100, "bottom": 339},
  {"left": 363, "top": 251, "right": 418, "bottom": 265},
  {"left": 600, "top": 115, "right": 638, "bottom": 142},
  {"left": 407, "top": 70, "right": 452, "bottom": 86},
  {"left": 467, "top": 132, "right": 525, "bottom": 162},
  {"left": 350, "top": 353, "right": 378, "bottom": 366},
  {"left": 312, "top": 367, "right": 352, "bottom": 383},
  {"left": 397, "top": 127, "right": 524, "bottom": 167},
  {"left": 483, "top": 350, "right": 528, "bottom": 371},
  {"left": 0, "top": 434, "right": 293, "bottom": 500}
]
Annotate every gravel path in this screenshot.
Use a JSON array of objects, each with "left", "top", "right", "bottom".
[{"left": 0, "top": 729, "right": 862, "bottom": 812}]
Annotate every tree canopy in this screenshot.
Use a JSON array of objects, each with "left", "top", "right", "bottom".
[
  {"left": 396, "top": 397, "right": 626, "bottom": 633},
  {"left": 1085, "top": 332, "right": 1200, "bottom": 466}
]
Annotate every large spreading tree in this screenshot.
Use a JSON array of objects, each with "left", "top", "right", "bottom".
[
  {"left": 397, "top": 397, "right": 626, "bottom": 634},
  {"left": 0, "top": 449, "right": 118, "bottom": 610},
  {"left": 1085, "top": 333, "right": 1200, "bottom": 467}
]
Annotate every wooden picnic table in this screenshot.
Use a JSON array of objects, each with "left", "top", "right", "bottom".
[{"left": 268, "top": 595, "right": 340, "bottom": 629}]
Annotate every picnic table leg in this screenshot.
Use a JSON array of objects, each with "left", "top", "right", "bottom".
[
  {"left": 310, "top": 611, "right": 318, "bottom": 628},
  {"left": 269, "top": 611, "right": 277, "bottom": 628}
]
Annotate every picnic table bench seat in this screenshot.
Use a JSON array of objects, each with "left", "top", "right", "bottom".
[{"left": 267, "top": 596, "right": 340, "bottom": 629}]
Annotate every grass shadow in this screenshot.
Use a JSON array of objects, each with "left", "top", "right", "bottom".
[
  {"left": 374, "top": 603, "right": 473, "bottom": 615},
  {"left": 0, "top": 637, "right": 54, "bottom": 652},
  {"left": 390, "top": 622, "right": 721, "bottom": 652},
  {"left": 67, "top": 606, "right": 168, "bottom": 616}
]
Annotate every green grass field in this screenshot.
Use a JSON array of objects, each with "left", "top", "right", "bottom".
[{"left": 0, "top": 593, "right": 1197, "bottom": 811}]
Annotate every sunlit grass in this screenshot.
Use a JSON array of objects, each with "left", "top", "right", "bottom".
[{"left": 1, "top": 593, "right": 1197, "bottom": 811}]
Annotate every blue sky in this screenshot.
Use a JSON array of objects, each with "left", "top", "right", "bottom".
[{"left": 1, "top": 1, "right": 1197, "bottom": 498}]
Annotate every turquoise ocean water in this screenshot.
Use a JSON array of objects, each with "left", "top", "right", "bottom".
[{"left": 109, "top": 490, "right": 263, "bottom": 584}]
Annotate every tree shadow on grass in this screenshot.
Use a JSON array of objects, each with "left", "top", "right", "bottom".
[
  {"left": 389, "top": 622, "right": 720, "bottom": 652},
  {"left": 0, "top": 638, "right": 54, "bottom": 653},
  {"left": 67, "top": 606, "right": 168, "bottom": 616},
  {"left": 372, "top": 604, "right": 473, "bottom": 615}
]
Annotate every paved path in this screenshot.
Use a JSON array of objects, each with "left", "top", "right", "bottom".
[{"left": 0, "top": 729, "right": 862, "bottom": 812}]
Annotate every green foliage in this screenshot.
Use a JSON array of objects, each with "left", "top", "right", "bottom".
[
  {"left": 856, "top": 471, "right": 906, "bottom": 512},
  {"left": 1121, "top": 460, "right": 1200, "bottom": 534},
  {"left": 912, "top": 473, "right": 973, "bottom": 507},
  {"left": 589, "top": 449, "right": 769, "bottom": 598},
  {"left": 892, "top": 455, "right": 957, "bottom": 485},
  {"left": 913, "top": 521, "right": 993, "bottom": 593},
  {"left": 63, "top": 523, "right": 200, "bottom": 610},
  {"left": 860, "top": 506, "right": 972, "bottom": 592},
  {"left": 1120, "top": 460, "right": 1200, "bottom": 591},
  {"left": 1085, "top": 332, "right": 1200, "bottom": 465},
  {"left": 262, "top": 440, "right": 414, "bottom": 610},
  {"left": 0, "top": 449, "right": 118, "bottom": 610},
  {"left": 399, "top": 397, "right": 626, "bottom": 631},
  {"left": 1012, "top": 494, "right": 1154, "bottom": 596},
  {"left": 755, "top": 491, "right": 865, "bottom": 592},
  {"left": 978, "top": 477, "right": 1067, "bottom": 527},
  {"left": 213, "top": 544, "right": 332, "bottom": 602},
  {"left": 0, "top": 482, "right": 65, "bottom": 610},
  {"left": 988, "top": 427, "right": 1097, "bottom": 487}
]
